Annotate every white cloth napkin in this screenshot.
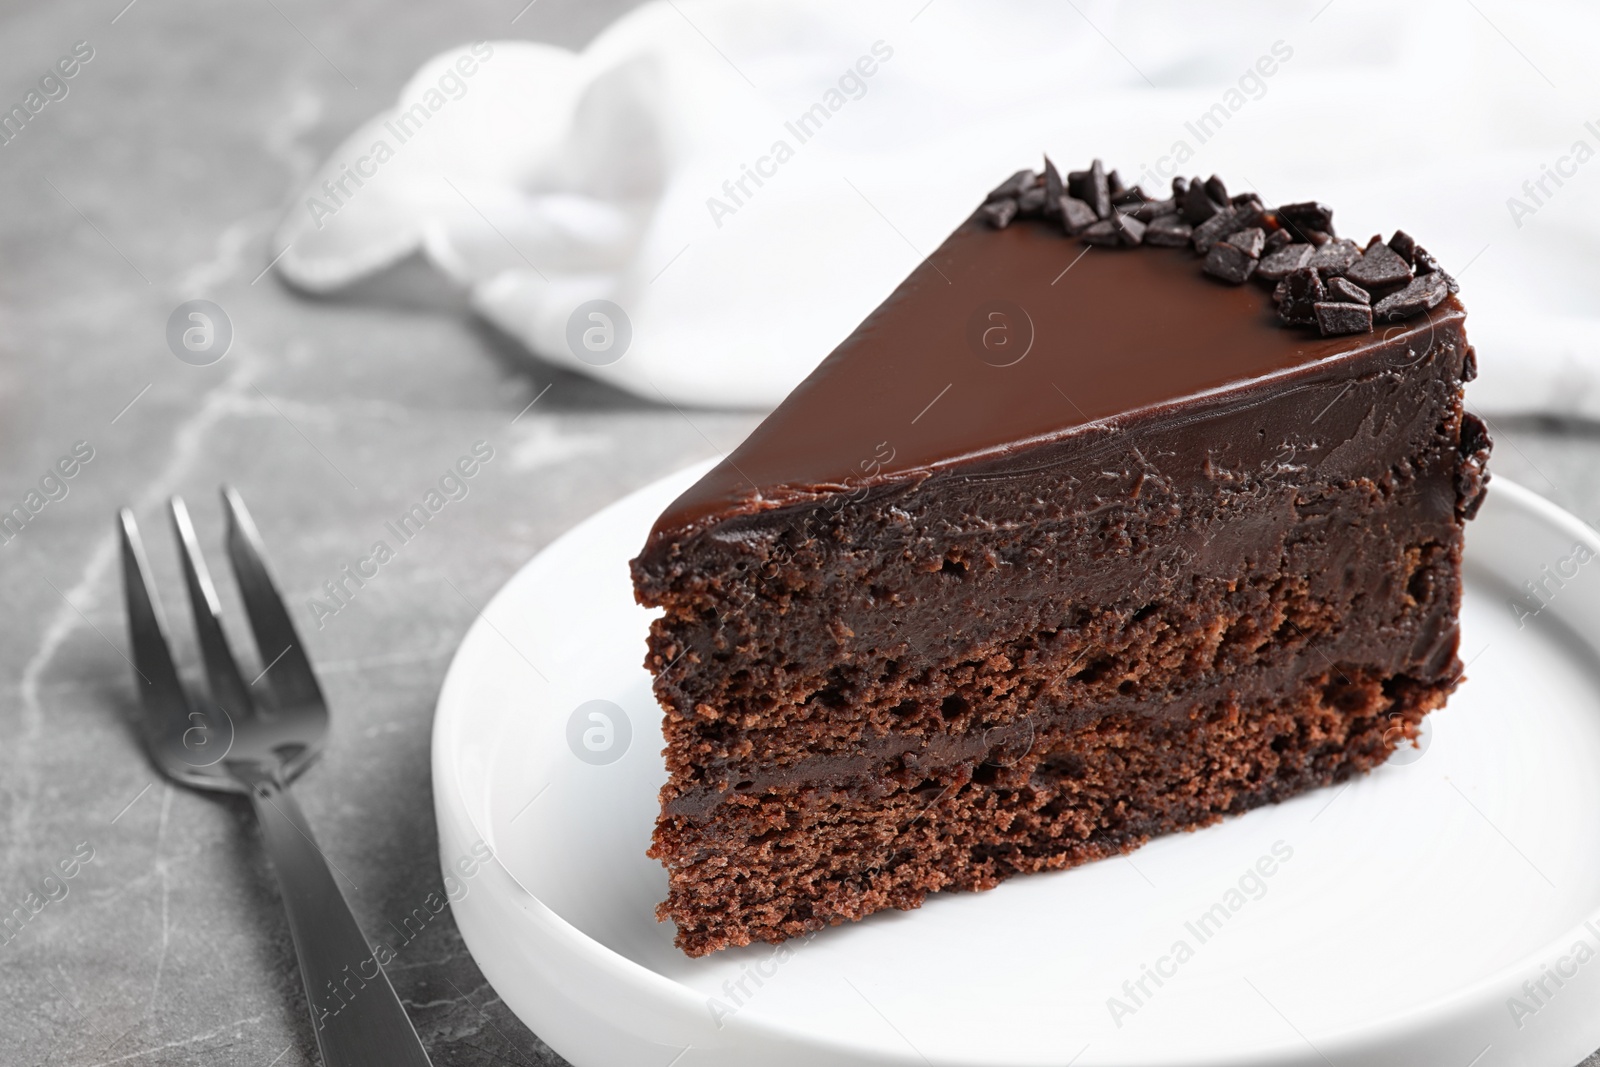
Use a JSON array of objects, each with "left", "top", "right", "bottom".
[{"left": 275, "top": 0, "right": 1600, "bottom": 415}]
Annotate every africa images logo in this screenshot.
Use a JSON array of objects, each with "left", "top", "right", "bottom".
[{"left": 566, "top": 700, "right": 631, "bottom": 766}]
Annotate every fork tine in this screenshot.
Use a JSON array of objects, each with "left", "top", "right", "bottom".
[
  {"left": 118, "top": 509, "right": 190, "bottom": 729},
  {"left": 169, "top": 495, "right": 256, "bottom": 721},
  {"left": 222, "top": 486, "right": 325, "bottom": 712}
]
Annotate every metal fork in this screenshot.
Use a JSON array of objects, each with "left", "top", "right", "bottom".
[{"left": 118, "top": 488, "right": 433, "bottom": 1067}]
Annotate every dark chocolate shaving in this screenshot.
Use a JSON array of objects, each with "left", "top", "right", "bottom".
[
  {"left": 1107, "top": 170, "right": 1128, "bottom": 200},
  {"left": 1278, "top": 201, "right": 1335, "bottom": 240},
  {"left": 1226, "top": 227, "right": 1265, "bottom": 259},
  {"left": 1373, "top": 272, "right": 1450, "bottom": 320},
  {"left": 1457, "top": 411, "right": 1492, "bottom": 520},
  {"left": 1112, "top": 212, "right": 1146, "bottom": 246},
  {"left": 1315, "top": 301, "right": 1374, "bottom": 336},
  {"left": 1042, "top": 157, "right": 1064, "bottom": 212},
  {"left": 1307, "top": 238, "right": 1360, "bottom": 277},
  {"left": 1182, "top": 179, "right": 1220, "bottom": 225},
  {"left": 982, "top": 199, "right": 1019, "bottom": 229},
  {"left": 1389, "top": 230, "right": 1416, "bottom": 265},
  {"left": 1143, "top": 214, "right": 1193, "bottom": 247},
  {"left": 986, "top": 169, "right": 1035, "bottom": 203},
  {"left": 1344, "top": 242, "right": 1413, "bottom": 289},
  {"left": 1058, "top": 196, "right": 1098, "bottom": 236},
  {"left": 1017, "top": 186, "right": 1048, "bottom": 216},
  {"left": 1087, "top": 159, "right": 1112, "bottom": 220},
  {"left": 1080, "top": 219, "right": 1121, "bottom": 246},
  {"left": 1127, "top": 197, "right": 1176, "bottom": 221},
  {"left": 1203, "top": 241, "right": 1257, "bottom": 284},
  {"left": 1262, "top": 228, "right": 1292, "bottom": 255},
  {"left": 1191, "top": 207, "right": 1243, "bottom": 254},
  {"left": 1275, "top": 267, "right": 1325, "bottom": 325},
  {"left": 1257, "top": 243, "right": 1314, "bottom": 282},
  {"left": 1413, "top": 246, "right": 1459, "bottom": 293},
  {"left": 1204, "top": 175, "right": 1229, "bottom": 205},
  {"left": 1326, "top": 276, "right": 1371, "bottom": 304}
]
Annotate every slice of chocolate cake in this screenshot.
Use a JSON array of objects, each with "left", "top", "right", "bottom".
[{"left": 632, "top": 161, "right": 1491, "bottom": 957}]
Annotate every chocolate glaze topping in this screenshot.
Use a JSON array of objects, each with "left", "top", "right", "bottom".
[{"left": 644, "top": 161, "right": 1459, "bottom": 550}]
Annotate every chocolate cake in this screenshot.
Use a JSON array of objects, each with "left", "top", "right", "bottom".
[{"left": 632, "top": 160, "right": 1491, "bottom": 957}]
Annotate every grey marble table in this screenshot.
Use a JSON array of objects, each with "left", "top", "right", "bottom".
[{"left": 0, "top": 1, "right": 1596, "bottom": 1064}]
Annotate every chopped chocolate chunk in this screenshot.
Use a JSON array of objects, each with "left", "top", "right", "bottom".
[
  {"left": 1314, "top": 301, "right": 1374, "bottom": 336},
  {"left": 1080, "top": 213, "right": 1145, "bottom": 247},
  {"left": 1278, "top": 201, "right": 1336, "bottom": 240},
  {"left": 1307, "top": 238, "right": 1360, "bottom": 276},
  {"left": 986, "top": 169, "right": 1035, "bottom": 203},
  {"left": 1457, "top": 412, "right": 1492, "bottom": 519},
  {"left": 981, "top": 199, "right": 1018, "bottom": 229},
  {"left": 1373, "top": 272, "right": 1451, "bottom": 320},
  {"left": 1087, "top": 158, "right": 1112, "bottom": 220},
  {"left": 1203, "top": 241, "right": 1257, "bottom": 284},
  {"left": 1042, "top": 157, "right": 1064, "bottom": 211},
  {"left": 1257, "top": 242, "right": 1314, "bottom": 281},
  {"left": 1345, "top": 241, "right": 1413, "bottom": 289},
  {"left": 1389, "top": 230, "right": 1417, "bottom": 265},
  {"left": 1079, "top": 219, "right": 1122, "bottom": 246},
  {"left": 1143, "top": 214, "right": 1193, "bottom": 247},
  {"left": 1413, "top": 247, "right": 1460, "bottom": 293},
  {"left": 1058, "top": 196, "right": 1098, "bottom": 235},
  {"left": 972, "top": 159, "right": 1457, "bottom": 340},
  {"left": 1275, "top": 266, "right": 1326, "bottom": 325},
  {"left": 1235, "top": 202, "right": 1270, "bottom": 232},
  {"left": 1326, "top": 276, "right": 1371, "bottom": 304},
  {"left": 1226, "top": 227, "right": 1266, "bottom": 258},
  {"left": 1191, "top": 207, "right": 1243, "bottom": 254},
  {"left": 1127, "top": 196, "right": 1176, "bottom": 221},
  {"left": 1112, "top": 212, "right": 1146, "bottom": 246},
  {"left": 1182, "top": 179, "right": 1220, "bottom": 225}
]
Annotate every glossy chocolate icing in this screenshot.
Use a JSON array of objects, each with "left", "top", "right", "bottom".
[{"left": 644, "top": 213, "right": 1459, "bottom": 549}]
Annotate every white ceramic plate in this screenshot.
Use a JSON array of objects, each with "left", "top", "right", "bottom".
[{"left": 434, "top": 465, "right": 1600, "bottom": 1067}]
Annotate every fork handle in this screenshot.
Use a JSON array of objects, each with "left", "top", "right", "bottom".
[{"left": 242, "top": 770, "right": 434, "bottom": 1067}]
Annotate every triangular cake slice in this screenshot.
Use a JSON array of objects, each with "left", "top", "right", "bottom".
[{"left": 632, "top": 161, "right": 1491, "bottom": 957}]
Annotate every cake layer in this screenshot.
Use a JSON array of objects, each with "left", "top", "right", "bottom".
[
  {"left": 638, "top": 318, "right": 1480, "bottom": 799},
  {"left": 653, "top": 665, "right": 1446, "bottom": 956}
]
